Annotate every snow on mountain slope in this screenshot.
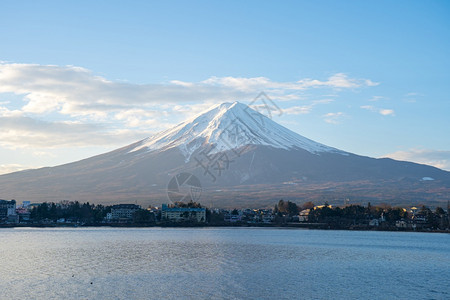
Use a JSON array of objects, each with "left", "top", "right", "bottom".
[{"left": 130, "top": 101, "right": 346, "bottom": 160}]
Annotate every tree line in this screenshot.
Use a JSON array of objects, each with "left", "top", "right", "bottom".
[
  {"left": 30, "top": 201, "right": 111, "bottom": 223},
  {"left": 271, "top": 199, "right": 448, "bottom": 229}
]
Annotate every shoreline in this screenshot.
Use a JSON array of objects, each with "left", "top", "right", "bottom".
[{"left": 1, "top": 223, "right": 449, "bottom": 233}]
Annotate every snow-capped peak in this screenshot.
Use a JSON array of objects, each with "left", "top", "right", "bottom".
[{"left": 130, "top": 101, "right": 345, "bottom": 159}]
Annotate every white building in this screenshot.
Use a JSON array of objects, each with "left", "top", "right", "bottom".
[
  {"left": 107, "top": 204, "right": 141, "bottom": 221},
  {"left": 0, "top": 199, "right": 17, "bottom": 223},
  {"left": 395, "top": 220, "right": 408, "bottom": 228},
  {"left": 298, "top": 209, "right": 310, "bottom": 222},
  {"left": 161, "top": 204, "right": 206, "bottom": 222}
]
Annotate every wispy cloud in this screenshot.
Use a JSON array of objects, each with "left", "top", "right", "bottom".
[
  {"left": 0, "top": 164, "right": 38, "bottom": 175},
  {"left": 202, "top": 73, "right": 378, "bottom": 92},
  {"left": 283, "top": 99, "right": 335, "bottom": 115},
  {"left": 323, "top": 112, "right": 345, "bottom": 124},
  {"left": 283, "top": 105, "right": 313, "bottom": 115},
  {"left": 368, "top": 96, "right": 387, "bottom": 102},
  {"left": 0, "top": 116, "right": 149, "bottom": 149},
  {"left": 405, "top": 92, "right": 423, "bottom": 97},
  {"left": 297, "top": 73, "right": 378, "bottom": 89},
  {"left": 360, "top": 105, "right": 395, "bottom": 116},
  {"left": 403, "top": 92, "right": 423, "bottom": 103},
  {"left": 0, "top": 105, "right": 23, "bottom": 117},
  {"left": 379, "top": 109, "right": 395, "bottom": 116},
  {"left": 360, "top": 105, "right": 375, "bottom": 111},
  {"left": 384, "top": 149, "right": 450, "bottom": 171}
]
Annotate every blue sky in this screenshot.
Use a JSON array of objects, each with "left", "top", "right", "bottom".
[{"left": 0, "top": 0, "right": 449, "bottom": 173}]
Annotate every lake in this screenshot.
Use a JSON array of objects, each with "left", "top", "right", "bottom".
[{"left": 0, "top": 227, "right": 449, "bottom": 299}]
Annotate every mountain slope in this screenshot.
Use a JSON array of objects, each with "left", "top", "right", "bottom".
[{"left": 0, "top": 102, "right": 449, "bottom": 207}]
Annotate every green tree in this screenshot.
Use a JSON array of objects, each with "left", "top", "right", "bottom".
[
  {"left": 301, "top": 201, "right": 314, "bottom": 210},
  {"left": 435, "top": 207, "right": 445, "bottom": 216},
  {"left": 276, "top": 200, "right": 298, "bottom": 216},
  {"left": 134, "top": 209, "right": 152, "bottom": 223},
  {"left": 287, "top": 201, "right": 299, "bottom": 216}
]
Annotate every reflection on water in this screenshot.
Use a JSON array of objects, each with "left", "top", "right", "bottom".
[{"left": 1, "top": 228, "right": 449, "bottom": 299}]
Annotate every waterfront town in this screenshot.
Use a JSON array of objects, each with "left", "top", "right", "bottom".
[{"left": 1, "top": 198, "right": 449, "bottom": 231}]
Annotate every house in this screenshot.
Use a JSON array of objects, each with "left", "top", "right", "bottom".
[
  {"left": 262, "top": 214, "right": 274, "bottom": 223},
  {"left": 395, "top": 220, "right": 408, "bottom": 228},
  {"left": 369, "top": 219, "right": 379, "bottom": 227},
  {"left": 107, "top": 204, "right": 141, "bottom": 222},
  {"left": 0, "top": 199, "right": 17, "bottom": 223},
  {"left": 161, "top": 204, "right": 206, "bottom": 222},
  {"left": 298, "top": 209, "right": 310, "bottom": 222},
  {"left": 224, "top": 214, "right": 241, "bottom": 222},
  {"left": 291, "top": 215, "right": 300, "bottom": 222},
  {"left": 412, "top": 214, "right": 427, "bottom": 223},
  {"left": 16, "top": 207, "right": 31, "bottom": 223}
]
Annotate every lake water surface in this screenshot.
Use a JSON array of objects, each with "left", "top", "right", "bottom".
[{"left": 0, "top": 227, "right": 449, "bottom": 299}]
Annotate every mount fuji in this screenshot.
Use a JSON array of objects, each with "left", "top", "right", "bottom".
[
  {"left": 1, "top": 102, "right": 449, "bottom": 207},
  {"left": 129, "top": 102, "right": 344, "bottom": 159}
]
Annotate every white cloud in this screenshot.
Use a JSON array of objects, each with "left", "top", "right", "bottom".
[
  {"left": 323, "top": 112, "right": 345, "bottom": 124},
  {"left": 283, "top": 106, "right": 313, "bottom": 115},
  {"left": 297, "top": 73, "right": 378, "bottom": 89},
  {"left": 368, "top": 96, "right": 386, "bottom": 102},
  {"left": 170, "top": 80, "right": 194, "bottom": 87},
  {"left": 403, "top": 92, "right": 423, "bottom": 103},
  {"left": 0, "top": 63, "right": 242, "bottom": 117},
  {"left": 405, "top": 92, "right": 423, "bottom": 97},
  {"left": 0, "top": 63, "right": 378, "bottom": 117},
  {"left": 361, "top": 105, "right": 395, "bottom": 116},
  {"left": 379, "top": 109, "right": 395, "bottom": 116},
  {"left": 32, "top": 151, "right": 55, "bottom": 158},
  {"left": 360, "top": 105, "right": 375, "bottom": 111},
  {"left": 283, "top": 99, "right": 334, "bottom": 115},
  {"left": 384, "top": 149, "right": 450, "bottom": 171},
  {"left": 0, "top": 116, "right": 149, "bottom": 149},
  {"left": 114, "top": 109, "right": 160, "bottom": 127},
  {"left": 0, "top": 105, "right": 23, "bottom": 117},
  {"left": 0, "top": 63, "right": 378, "bottom": 151},
  {"left": 0, "top": 164, "right": 39, "bottom": 175}
]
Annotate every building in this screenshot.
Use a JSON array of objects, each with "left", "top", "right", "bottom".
[
  {"left": 369, "top": 219, "right": 379, "bottom": 227},
  {"left": 262, "top": 214, "right": 274, "bottom": 223},
  {"left": 224, "top": 214, "right": 241, "bottom": 222},
  {"left": 161, "top": 204, "right": 206, "bottom": 222},
  {"left": 107, "top": 204, "right": 141, "bottom": 221},
  {"left": 0, "top": 199, "right": 17, "bottom": 223},
  {"left": 395, "top": 220, "right": 408, "bottom": 228},
  {"left": 298, "top": 209, "right": 311, "bottom": 222},
  {"left": 16, "top": 207, "right": 31, "bottom": 223}
]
